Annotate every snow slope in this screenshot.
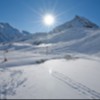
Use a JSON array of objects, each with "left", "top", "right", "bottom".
[
  {"left": 0, "top": 23, "right": 31, "bottom": 43},
  {"left": 0, "top": 15, "right": 100, "bottom": 55},
  {"left": 0, "top": 57, "right": 100, "bottom": 99},
  {"left": 46, "top": 16, "right": 100, "bottom": 54},
  {"left": 68, "top": 29, "right": 100, "bottom": 54},
  {"left": 0, "top": 23, "right": 21, "bottom": 42},
  {"left": 15, "top": 15, "right": 100, "bottom": 55},
  {"left": 52, "top": 15, "right": 99, "bottom": 33}
]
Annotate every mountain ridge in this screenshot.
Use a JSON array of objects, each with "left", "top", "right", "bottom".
[
  {"left": 0, "top": 15, "right": 100, "bottom": 55},
  {"left": 0, "top": 22, "right": 31, "bottom": 43},
  {"left": 52, "top": 15, "right": 99, "bottom": 33}
]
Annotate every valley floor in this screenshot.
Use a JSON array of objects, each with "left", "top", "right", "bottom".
[{"left": 0, "top": 50, "right": 100, "bottom": 99}]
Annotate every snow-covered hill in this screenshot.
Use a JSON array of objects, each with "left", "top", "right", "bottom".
[
  {"left": 42, "top": 16, "right": 100, "bottom": 55},
  {"left": 52, "top": 15, "right": 99, "bottom": 33},
  {"left": 0, "top": 15, "right": 100, "bottom": 55},
  {"left": 1, "top": 58, "right": 100, "bottom": 99},
  {"left": 0, "top": 23, "right": 31, "bottom": 43}
]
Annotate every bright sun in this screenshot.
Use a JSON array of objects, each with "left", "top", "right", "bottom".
[{"left": 43, "top": 14, "right": 55, "bottom": 26}]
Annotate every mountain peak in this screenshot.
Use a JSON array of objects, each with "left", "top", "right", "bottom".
[
  {"left": 72, "top": 15, "right": 99, "bottom": 28},
  {"left": 75, "top": 15, "right": 81, "bottom": 19},
  {"left": 74, "top": 15, "right": 86, "bottom": 21},
  {"left": 0, "top": 22, "right": 23, "bottom": 42},
  {"left": 52, "top": 15, "right": 99, "bottom": 33},
  {"left": 0, "top": 22, "right": 10, "bottom": 27}
]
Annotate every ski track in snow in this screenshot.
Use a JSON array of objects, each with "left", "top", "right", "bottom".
[{"left": 52, "top": 71, "right": 100, "bottom": 99}]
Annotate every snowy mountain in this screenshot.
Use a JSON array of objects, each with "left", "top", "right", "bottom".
[
  {"left": 0, "top": 23, "right": 29, "bottom": 43},
  {"left": 20, "top": 15, "right": 100, "bottom": 44},
  {"left": 52, "top": 15, "right": 99, "bottom": 33},
  {"left": 45, "top": 15, "right": 100, "bottom": 54},
  {"left": 0, "top": 15, "right": 100, "bottom": 55}
]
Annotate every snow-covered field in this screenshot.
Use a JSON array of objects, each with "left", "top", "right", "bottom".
[{"left": 0, "top": 48, "right": 100, "bottom": 99}]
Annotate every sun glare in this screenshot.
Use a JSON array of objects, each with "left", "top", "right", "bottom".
[{"left": 43, "top": 14, "right": 55, "bottom": 26}]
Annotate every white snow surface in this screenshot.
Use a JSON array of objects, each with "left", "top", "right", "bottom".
[
  {"left": 0, "top": 46, "right": 100, "bottom": 99},
  {"left": 0, "top": 55, "right": 100, "bottom": 99}
]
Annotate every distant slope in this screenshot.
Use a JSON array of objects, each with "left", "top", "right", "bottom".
[
  {"left": 0, "top": 23, "right": 31, "bottom": 43},
  {"left": 46, "top": 16, "right": 100, "bottom": 54},
  {"left": 68, "top": 29, "right": 100, "bottom": 54},
  {"left": 0, "top": 15, "right": 100, "bottom": 55},
  {"left": 52, "top": 15, "right": 99, "bottom": 33}
]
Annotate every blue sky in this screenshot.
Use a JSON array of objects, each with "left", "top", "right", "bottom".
[{"left": 0, "top": 0, "right": 100, "bottom": 33}]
